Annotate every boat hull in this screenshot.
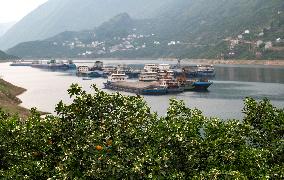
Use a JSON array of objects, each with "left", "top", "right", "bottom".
[
  {"left": 167, "top": 87, "right": 184, "bottom": 93},
  {"left": 10, "top": 63, "right": 32, "bottom": 66},
  {"left": 31, "top": 64, "right": 76, "bottom": 71},
  {"left": 192, "top": 81, "right": 213, "bottom": 91},
  {"left": 182, "top": 84, "right": 195, "bottom": 91},
  {"left": 141, "top": 88, "right": 168, "bottom": 95}
]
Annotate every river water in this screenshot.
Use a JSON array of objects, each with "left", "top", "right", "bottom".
[{"left": 1, "top": 60, "right": 284, "bottom": 120}]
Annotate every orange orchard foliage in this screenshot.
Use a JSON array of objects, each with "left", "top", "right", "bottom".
[
  {"left": 95, "top": 145, "right": 103, "bottom": 151},
  {"left": 0, "top": 84, "right": 283, "bottom": 179}
]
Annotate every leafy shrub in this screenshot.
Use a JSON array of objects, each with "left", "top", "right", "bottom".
[{"left": 0, "top": 84, "right": 283, "bottom": 179}]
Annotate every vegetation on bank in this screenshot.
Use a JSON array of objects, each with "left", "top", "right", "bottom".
[
  {"left": 0, "top": 79, "right": 30, "bottom": 117},
  {"left": 0, "top": 50, "right": 17, "bottom": 60},
  {"left": 0, "top": 84, "right": 283, "bottom": 179}
]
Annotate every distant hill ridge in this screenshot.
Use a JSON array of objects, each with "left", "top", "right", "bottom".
[
  {"left": 6, "top": 0, "right": 284, "bottom": 59},
  {"left": 0, "top": 0, "right": 173, "bottom": 50},
  {"left": 0, "top": 50, "right": 17, "bottom": 60},
  {"left": 0, "top": 22, "right": 15, "bottom": 37}
]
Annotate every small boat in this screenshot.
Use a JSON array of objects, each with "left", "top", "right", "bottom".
[
  {"left": 192, "top": 79, "right": 213, "bottom": 91},
  {"left": 88, "top": 71, "right": 104, "bottom": 78},
  {"left": 10, "top": 60, "right": 32, "bottom": 66},
  {"left": 177, "top": 73, "right": 212, "bottom": 91},
  {"left": 180, "top": 64, "right": 215, "bottom": 77},
  {"left": 83, "top": 77, "right": 92, "bottom": 80},
  {"left": 196, "top": 65, "right": 215, "bottom": 77}
]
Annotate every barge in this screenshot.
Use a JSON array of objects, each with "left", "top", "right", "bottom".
[
  {"left": 104, "top": 78, "right": 212, "bottom": 95},
  {"left": 104, "top": 81, "right": 167, "bottom": 95}
]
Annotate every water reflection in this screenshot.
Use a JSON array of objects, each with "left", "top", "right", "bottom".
[{"left": 215, "top": 65, "right": 284, "bottom": 84}]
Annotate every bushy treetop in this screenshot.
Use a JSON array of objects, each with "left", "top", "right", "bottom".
[{"left": 0, "top": 84, "right": 283, "bottom": 179}]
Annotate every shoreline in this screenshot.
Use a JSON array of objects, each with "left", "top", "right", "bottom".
[
  {"left": 180, "top": 59, "right": 284, "bottom": 66},
  {"left": 0, "top": 78, "right": 47, "bottom": 117},
  {"left": 15, "top": 58, "right": 284, "bottom": 66},
  {"left": 0, "top": 78, "right": 30, "bottom": 117}
]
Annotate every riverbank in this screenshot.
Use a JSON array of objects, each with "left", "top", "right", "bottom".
[
  {"left": 176, "top": 59, "right": 284, "bottom": 66},
  {"left": 17, "top": 58, "right": 284, "bottom": 66},
  {"left": 0, "top": 78, "right": 31, "bottom": 117}
]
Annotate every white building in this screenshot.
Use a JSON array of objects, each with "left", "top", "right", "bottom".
[
  {"left": 154, "top": 41, "right": 160, "bottom": 45},
  {"left": 168, "top": 41, "right": 176, "bottom": 46},
  {"left": 244, "top": 30, "right": 250, "bottom": 34},
  {"left": 265, "top": 41, "right": 273, "bottom": 49},
  {"left": 77, "top": 66, "right": 89, "bottom": 73},
  {"left": 256, "top": 40, "right": 264, "bottom": 47},
  {"left": 230, "top": 39, "right": 239, "bottom": 48},
  {"left": 258, "top": 32, "right": 264, "bottom": 36},
  {"left": 85, "top": 51, "right": 92, "bottom": 55}
]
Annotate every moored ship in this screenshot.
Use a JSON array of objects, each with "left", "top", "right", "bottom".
[
  {"left": 108, "top": 72, "right": 128, "bottom": 82},
  {"left": 177, "top": 74, "right": 213, "bottom": 91},
  {"left": 178, "top": 64, "right": 215, "bottom": 77},
  {"left": 104, "top": 63, "right": 213, "bottom": 95},
  {"left": 10, "top": 60, "right": 32, "bottom": 66},
  {"left": 139, "top": 71, "right": 158, "bottom": 82},
  {"left": 31, "top": 59, "right": 76, "bottom": 70}
]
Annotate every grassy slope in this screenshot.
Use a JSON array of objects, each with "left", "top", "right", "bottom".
[{"left": 0, "top": 79, "right": 30, "bottom": 117}]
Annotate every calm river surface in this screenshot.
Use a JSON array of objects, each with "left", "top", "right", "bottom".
[{"left": 1, "top": 60, "right": 284, "bottom": 119}]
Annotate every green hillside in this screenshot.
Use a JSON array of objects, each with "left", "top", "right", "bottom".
[{"left": 7, "top": 0, "right": 284, "bottom": 59}]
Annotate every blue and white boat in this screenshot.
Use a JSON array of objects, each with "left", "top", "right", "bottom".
[{"left": 192, "top": 80, "right": 213, "bottom": 91}]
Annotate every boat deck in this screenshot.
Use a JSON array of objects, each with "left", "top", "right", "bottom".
[{"left": 110, "top": 81, "right": 160, "bottom": 90}]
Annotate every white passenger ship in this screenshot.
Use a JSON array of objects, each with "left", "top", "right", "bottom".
[{"left": 108, "top": 72, "right": 128, "bottom": 82}]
